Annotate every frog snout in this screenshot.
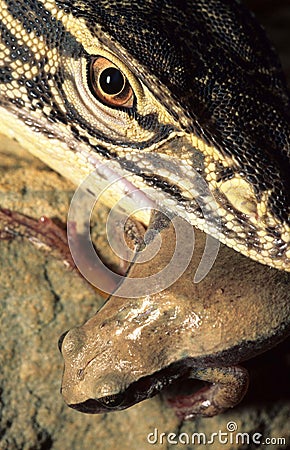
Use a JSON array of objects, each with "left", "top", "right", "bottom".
[
  {"left": 58, "top": 330, "right": 69, "bottom": 352},
  {"left": 58, "top": 326, "right": 88, "bottom": 363}
]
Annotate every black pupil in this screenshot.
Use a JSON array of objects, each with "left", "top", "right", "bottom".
[{"left": 99, "top": 68, "right": 125, "bottom": 95}]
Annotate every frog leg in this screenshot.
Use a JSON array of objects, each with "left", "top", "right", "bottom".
[
  {"left": 0, "top": 207, "right": 75, "bottom": 267},
  {"left": 0, "top": 206, "right": 146, "bottom": 293},
  {"left": 115, "top": 216, "right": 147, "bottom": 275},
  {"left": 166, "top": 365, "right": 249, "bottom": 419}
]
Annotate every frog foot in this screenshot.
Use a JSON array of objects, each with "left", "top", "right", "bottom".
[
  {"left": 0, "top": 207, "right": 75, "bottom": 267},
  {"left": 0, "top": 207, "right": 147, "bottom": 294},
  {"left": 166, "top": 366, "right": 249, "bottom": 419}
]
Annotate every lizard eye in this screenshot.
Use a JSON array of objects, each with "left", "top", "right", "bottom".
[{"left": 89, "top": 56, "right": 134, "bottom": 108}]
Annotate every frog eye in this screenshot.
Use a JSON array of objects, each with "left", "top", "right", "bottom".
[{"left": 89, "top": 56, "right": 134, "bottom": 108}]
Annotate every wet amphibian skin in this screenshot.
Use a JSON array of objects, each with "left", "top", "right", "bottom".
[
  {"left": 0, "top": 0, "right": 290, "bottom": 419},
  {"left": 60, "top": 215, "right": 290, "bottom": 419}
]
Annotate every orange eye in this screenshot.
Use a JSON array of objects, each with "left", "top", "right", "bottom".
[{"left": 89, "top": 56, "right": 134, "bottom": 108}]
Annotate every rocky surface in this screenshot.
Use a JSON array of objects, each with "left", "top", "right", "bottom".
[{"left": 0, "top": 1, "right": 290, "bottom": 449}]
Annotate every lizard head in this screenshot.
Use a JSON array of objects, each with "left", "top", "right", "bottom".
[{"left": 0, "top": 0, "right": 289, "bottom": 270}]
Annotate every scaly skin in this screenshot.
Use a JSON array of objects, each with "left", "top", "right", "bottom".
[{"left": 0, "top": 0, "right": 290, "bottom": 270}]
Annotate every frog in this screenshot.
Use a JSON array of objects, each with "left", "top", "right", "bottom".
[{"left": 59, "top": 212, "right": 290, "bottom": 419}]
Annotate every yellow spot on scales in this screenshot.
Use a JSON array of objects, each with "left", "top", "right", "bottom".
[
  {"left": 39, "top": 0, "right": 96, "bottom": 49},
  {"left": 1, "top": 1, "right": 46, "bottom": 53},
  {"left": 218, "top": 176, "right": 257, "bottom": 216}
]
